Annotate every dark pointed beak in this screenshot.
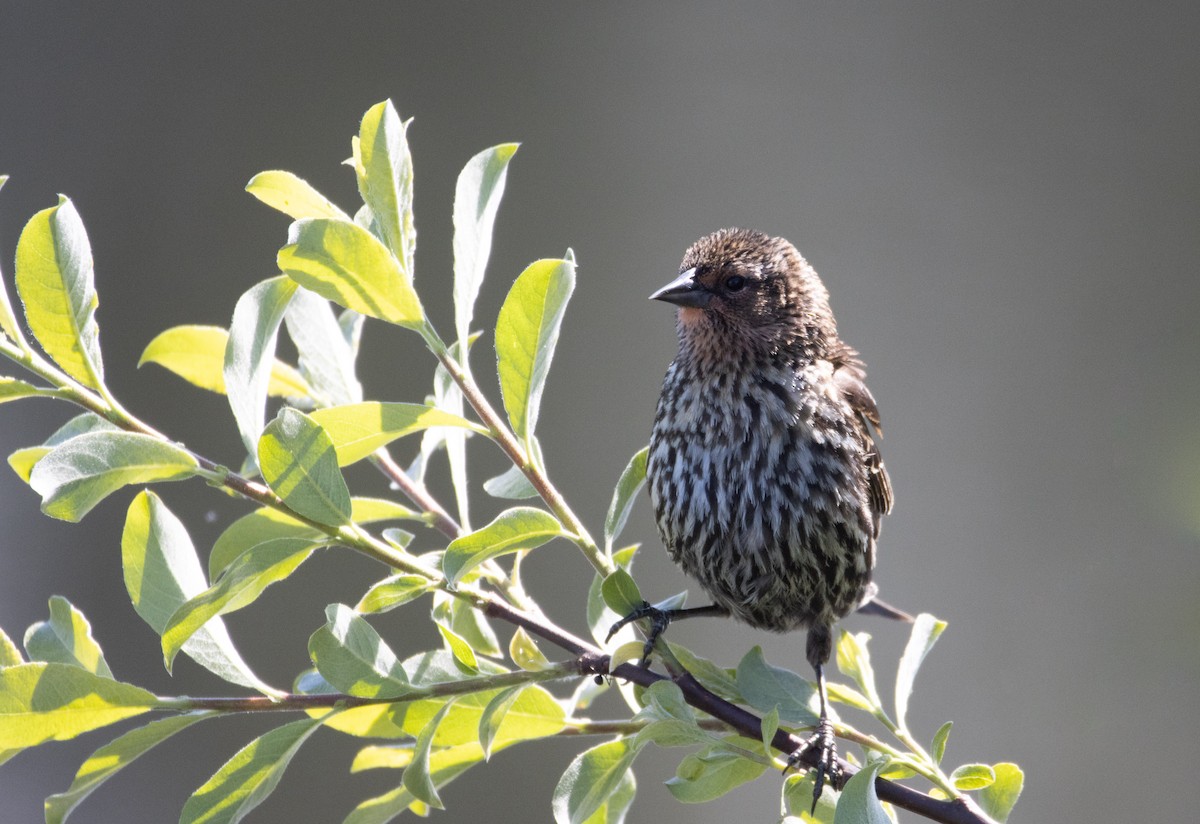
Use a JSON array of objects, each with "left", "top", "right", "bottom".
[{"left": 649, "top": 267, "right": 711, "bottom": 308}]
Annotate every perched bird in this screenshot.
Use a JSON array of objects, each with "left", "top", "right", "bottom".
[{"left": 615, "top": 228, "right": 893, "bottom": 804}]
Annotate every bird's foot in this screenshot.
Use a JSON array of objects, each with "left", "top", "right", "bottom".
[
  {"left": 606, "top": 600, "right": 673, "bottom": 667},
  {"left": 784, "top": 717, "right": 840, "bottom": 813}
]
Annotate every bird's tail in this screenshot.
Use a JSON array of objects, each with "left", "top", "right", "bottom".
[{"left": 855, "top": 583, "right": 914, "bottom": 622}]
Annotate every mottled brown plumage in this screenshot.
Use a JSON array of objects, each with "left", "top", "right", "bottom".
[{"left": 645, "top": 227, "right": 892, "bottom": 802}]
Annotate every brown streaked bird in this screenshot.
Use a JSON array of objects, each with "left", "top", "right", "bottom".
[{"left": 611, "top": 227, "right": 896, "bottom": 805}]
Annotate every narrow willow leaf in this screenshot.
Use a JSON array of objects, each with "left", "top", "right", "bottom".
[
  {"left": 309, "top": 401, "right": 483, "bottom": 466},
  {"left": 6, "top": 412, "right": 118, "bottom": 483},
  {"left": 760, "top": 706, "right": 780, "bottom": 757},
  {"left": 608, "top": 641, "right": 648, "bottom": 672},
  {"left": 894, "top": 613, "right": 947, "bottom": 732},
  {"left": 278, "top": 217, "right": 422, "bottom": 325},
  {"left": 587, "top": 572, "right": 634, "bottom": 649},
  {"left": 604, "top": 446, "right": 648, "bottom": 552},
  {"left": 0, "top": 663, "right": 158, "bottom": 748},
  {"left": 665, "top": 744, "right": 767, "bottom": 803},
  {"left": 978, "top": 762, "right": 1023, "bottom": 822},
  {"left": 293, "top": 668, "right": 406, "bottom": 740},
  {"left": 478, "top": 685, "right": 523, "bottom": 760},
  {"left": 258, "top": 407, "right": 352, "bottom": 527},
  {"left": 356, "top": 574, "right": 434, "bottom": 614},
  {"left": 344, "top": 742, "right": 488, "bottom": 824},
  {"left": 836, "top": 630, "right": 882, "bottom": 710},
  {"left": 784, "top": 772, "right": 839, "bottom": 821},
  {"left": 827, "top": 681, "right": 875, "bottom": 712},
  {"left": 122, "top": 491, "right": 278, "bottom": 695},
  {"left": 28, "top": 431, "right": 198, "bottom": 522},
  {"left": 0, "top": 626, "right": 24, "bottom": 666},
  {"left": 402, "top": 699, "right": 456, "bottom": 810},
  {"left": 600, "top": 569, "right": 644, "bottom": 619},
  {"left": 482, "top": 462, "right": 538, "bottom": 499},
  {"left": 162, "top": 537, "right": 324, "bottom": 670},
  {"left": 453, "top": 143, "right": 518, "bottom": 351},
  {"left": 833, "top": 758, "right": 890, "bottom": 824},
  {"left": 245, "top": 170, "right": 349, "bottom": 221},
  {"left": 308, "top": 604, "right": 411, "bottom": 698},
  {"left": 0, "top": 376, "right": 53, "bottom": 404},
  {"left": 553, "top": 738, "right": 645, "bottom": 824},
  {"left": 14, "top": 196, "right": 104, "bottom": 388},
  {"left": 735, "top": 646, "right": 819, "bottom": 726},
  {"left": 588, "top": 768, "right": 636, "bottom": 824},
  {"left": 949, "top": 763, "right": 995, "bottom": 791},
  {"left": 930, "top": 720, "right": 953, "bottom": 765},
  {"left": 139, "top": 325, "right": 310, "bottom": 398},
  {"left": 356, "top": 101, "right": 415, "bottom": 272},
  {"left": 23, "top": 596, "right": 111, "bottom": 677},
  {"left": 495, "top": 256, "right": 576, "bottom": 446},
  {"left": 208, "top": 496, "right": 414, "bottom": 581},
  {"left": 45, "top": 711, "right": 214, "bottom": 824},
  {"left": 180, "top": 717, "right": 323, "bottom": 824},
  {"left": 350, "top": 743, "right": 414, "bottom": 772},
  {"left": 509, "top": 627, "right": 553, "bottom": 672},
  {"left": 442, "top": 506, "right": 564, "bottom": 586},
  {"left": 664, "top": 642, "right": 742, "bottom": 703},
  {"left": 284, "top": 288, "right": 362, "bottom": 406},
  {"left": 436, "top": 621, "right": 479, "bottom": 671},
  {"left": 224, "top": 275, "right": 298, "bottom": 458}
]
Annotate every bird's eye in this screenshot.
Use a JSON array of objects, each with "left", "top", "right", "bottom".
[{"left": 725, "top": 275, "right": 747, "bottom": 292}]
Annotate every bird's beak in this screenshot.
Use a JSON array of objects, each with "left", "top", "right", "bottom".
[{"left": 649, "top": 268, "right": 711, "bottom": 308}]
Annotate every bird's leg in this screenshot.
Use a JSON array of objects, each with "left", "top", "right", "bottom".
[
  {"left": 785, "top": 624, "right": 841, "bottom": 813},
  {"left": 606, "top": 602, "right": 729, "bottom": 667}
]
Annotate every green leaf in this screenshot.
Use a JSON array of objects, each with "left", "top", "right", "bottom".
[
  {"left": 258, "top": 407, "right": 352, "bottom": 527},
  {"left": 28, "top": 431, "right": 198, "bottom": 522},
  {"left": 477, "top": 685, "right": 523, "bottom": 760},
  {"left": 208, "top": 496, "right": 414, "bottom": 581},
  {"left": 45, "top": 711, "right": 213, "bottom": 824},
  {"left": 453, "top": 143, "right": 518, "bottom": 352},
  {"left": 483, "top": 462, "right": 539, "bottom": 499},
  {"left": 836, "top": 630, "right": 882, "bottom": 710},
  {"left": 344, "top": 742, "right": 486, "bottom": 824},
  {"left": 0, "top": 176, "right": 23, "bottom": 344},
  {"left": 735, "top": 646, "right": 819, "bottom": 726},
  {"left": 442, "top": 506, "right": 565, "bottom": 586},
  {"left": 664, "top": 642, "right": 742, "bottom": 702},
  {"left": 309, "top": 401, "right": 483, "bottom": 466},
  {"left": 509, "top": 627, "right": 553, "bottom": 672},
  {"left": 122, "top": 491, "right": 278, "bottom": 694},
  {"left": 223, "top": 275, "right": 298, "bottom": 458},
  {"left": 665, "top": 743, "right": 767, "bottom": 803},
  {"left": 930, "top": 720, "right": 952, "bottom": 765},
  {"left": 894, "top": 613, "right": 946, "bottom": 732},
  {"left": 434, "top": 594, "right": 502, "bottom": 657},
  {"left": 308, "top": 604, "right": 411, "bottom": 698},
  {"left": 283, "top": 288, "right": 362, "bottom": 406},
  {"left": 495, "top": 256, "right": 576, "bottom": 446},
  {"left": 356, "top": 101, "right": 415, "bottom": 272},
  {"left": 23, "top": 596, "right": 111, "bottom": 677},
  {"left": 604, "top": 446, "right": 648, "bottom": 552},
  {"left": 599, "top": 568, "right": 643, "bottom": 618},
  {"left": 833, "top": 758, "right": 890, "bottom": 824},
  {"left": 14, "top": 196, "right": 104, "bottom": 388},
  {"left": 0, "top": 663, "right": 158, "bottom": 748},
  {"left": 435, "top": 621, "right": 479, "bottom": 671},
  {"left": 949, "top": 762, "right": 995, "bottom": 791},
  {"left": 180, "top": 716, "right": 323, "bottom": 824},
  {"left": 402, "top": 699, "right": 456, "bottom": 809},
  {"left": 245, "top": 170, "right": 349, "bottom": 221},
  {"left": 6, "top": 412, "right": 118, "bottom": 483},
  {"left": 356, "top": 573, "right": 434, "bottom": 614},
  {"left": 0, "top": 626, "right": 24, "bottom": 667},
  {"left": 0, "top": 376, "right": 53, "bottom": 404},
  {"left": 139, "top": 325, "right": 310, "bottom": 398},
  {"left": 582, "top": 768, "right": 636, "bottom": 824},
  {"left": 553, "top": 737, "right": 645, "bottom": 824},
  {"left": 977, "top": 762, "right": 1024, "bottom": 822},
  {"left": 632, "top": 682, "right": 712, "bottom": 749},
  {"left": 278, "top": 217, "right": 422, "bottom": 326},
  {"left": 783, "top": 772, "right": 839, "bottom": 821},
  {"left": 161, "top": 536, "right": 325, "bottom": 671}
]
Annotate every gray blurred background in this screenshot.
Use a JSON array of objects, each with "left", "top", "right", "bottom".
[{"left": 2, "top": 2, "right": 1197, "bottom": 821}]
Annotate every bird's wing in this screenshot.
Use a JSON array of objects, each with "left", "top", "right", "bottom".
[{"left": 831, "top": 345, "right": 893, "bottom": 531}]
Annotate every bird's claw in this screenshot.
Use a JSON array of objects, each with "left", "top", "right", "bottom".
[
  {"left": 606, "top": 601, "right": 673, "bottom": 667},
  {"left": 784, "top": 717, "right": 840, "bottom": 814}
]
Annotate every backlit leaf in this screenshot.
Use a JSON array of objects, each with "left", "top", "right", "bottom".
[
  {"left": 309, "top": 401, "right": 483, "bottom": 466},
  {"left": 604, "top": 446, "right": 648, "bottom": 552},
  {"left": 356, "top": 101, "right": 415, "bottom": 272},
  {"left": 258, "top": 407, "right": 351, "bottom": 527},
  {"left": 308, "top": 604, "right": 411, "bottom": 699},
  {"left": 553, "top": 737, "right": 645, "bottom": 824},
  {"left": 833, "top": 757, "right": 890, "bottom": 824},
  {"left": 139, "top": 325, "right": 310, "bottom": 398},
  {"left": 442, "top": 506, "right": 564, "bottom": 586},
  {"left": 23, "top": 596, "right": 111, "bottom": 677},
  {"left": 978, "top": 762, "right": 1023, "bottom": 822},
  {"left": 735, "top": 646, "right": 819, "bottom": 726},
  {"left": 283, "top": 288, "right": 362, "bottom": 406},
  {"left": 894, "top": 613, "right": 946, "bottom": 732},
  {"left": 245, "top": 170, "right": 349, "bottom": 221}
]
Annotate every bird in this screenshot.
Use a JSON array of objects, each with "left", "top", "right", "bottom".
[{"left": 611, "top": 227, "right": 894, "bottom": 806}]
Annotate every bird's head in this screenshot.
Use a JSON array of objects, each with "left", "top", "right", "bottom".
[{"left": 653, "top": 228, "right": 835, "bottom": 358}]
